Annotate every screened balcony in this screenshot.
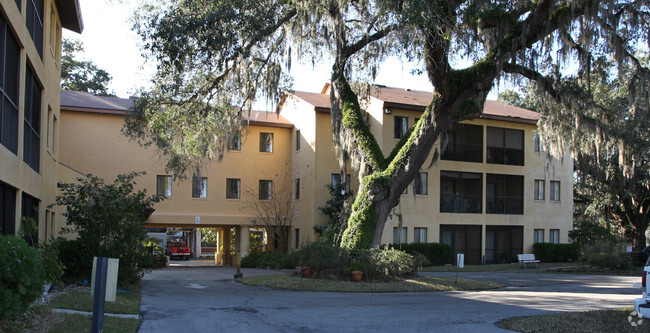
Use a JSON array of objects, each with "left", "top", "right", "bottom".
[
  {"left": 486, "top": 127, "right": 524, "bottom": 166},
  {"left": 441, "top": 123, "right": 483, "bottom": 163},
  {"left": 440, "top": 171, "right": 482, "bottom": 214},
  {"left": 486, "top": 174, "right": 524, "bottom": 215}
]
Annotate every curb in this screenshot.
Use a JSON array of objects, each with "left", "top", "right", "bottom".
[{"left": 52, "top": 308, "right": 140, "bottom": 319}]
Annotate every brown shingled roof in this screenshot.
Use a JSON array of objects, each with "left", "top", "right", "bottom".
[
  {"left": 288, "top": 85, "right": 539, "bottom": 124},
  {"left": 61, "top": 90, "right": 133, "bottom": 115},
  {"left": 244, "top": 111, "right": 293, "bottom": 128},
  {"left": 57, "top": 0, "right": 83, "bottom": 33}
]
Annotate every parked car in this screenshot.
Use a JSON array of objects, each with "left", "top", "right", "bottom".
[
  {"left": 633, "top": 256, "right": 650, "bottom": 318},
  {"left": 166, "top": 241, "right": 191, "bottom": 260}
]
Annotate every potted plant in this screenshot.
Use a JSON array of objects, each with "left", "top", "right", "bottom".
[{"left": 349, "top": 258, "right": 365, "bottom": 282}]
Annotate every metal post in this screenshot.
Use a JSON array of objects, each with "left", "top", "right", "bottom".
[
  {"left": 91, "top": 257, "right": 108, "bottom": 333},
  {"left": 234, "top": 253, "right": 243, "bottom": 279}
]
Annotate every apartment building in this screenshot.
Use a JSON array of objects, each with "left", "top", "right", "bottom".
[
  {"left": 58, "top": 82, "right": 572, "bottom": 265},
  {"left": 0, "top": 0, "right": 82, "bottom": 240},
  {"left": 280, "top": 84, "right": 573, "bottom": 264}
]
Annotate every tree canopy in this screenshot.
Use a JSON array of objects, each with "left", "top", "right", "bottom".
[
  {"left": 61, "top": 38, "right": 114, "bottom": 96},
  {"left": 127, "top": 0, "right": 649, "bottom": 249}
]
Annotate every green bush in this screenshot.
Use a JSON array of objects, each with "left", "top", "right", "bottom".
[
  {"left": 39, "top": 238, "right": 65, "bottom": 287},
  {"left": 58, "top": 238, "right": 92, "bottom": 283},
  {"left": 383, "top": 243, "right": 453, "bottom": 265},
  {"left": 369, "top": 248, "right": 416, "bottom": 280},
  {"left": 532, "top": 243, "right": 581, "bottom": 262},
  {"left": 295, "top": 241, "right": 349, "bottom": 276},
  {"left": 0, "top": 235, "right": 45, "bottom": 318},
  {"left": 581, "top": 240, "right": 633, "bottom": 270},
  {"left": 241, "top": 252, "right": 288, "bottom": 269}
]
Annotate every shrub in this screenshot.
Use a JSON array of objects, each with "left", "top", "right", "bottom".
[
  {"left": 295, "top": 241, "right": 349, "bottom": 275},
  {"left": 39, "top": 238, "right": 65, "bottom": 287},
  {"left": 141, "top": 238, "right": 167, "bottom": 269},
  {"left": 0, "top": 235, "right": 45, "bottom": 318},
  {"left": 532, "top": 243, "right": 581, "bottom": 262},
  {"left": 241, "top": 252, "right": 287, "bottom": 269},
  {"left": 58, "top": 238, "right": 92, "bottom": 283},
  {"left": 383, "top": 243, "right": 453, "bottom": 265},
  {"left": 52, "top": 172, "right": 163, "bottom": 284},
  {"left": 369, "top": 248, "right": 416, "bottom": 280},
  {"left": 581, "top": 240, "right": 633, "bottom": 270}
]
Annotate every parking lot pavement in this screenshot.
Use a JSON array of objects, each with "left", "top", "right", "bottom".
[{"left": 139, "top": 267, "right": 640, "bottom": 333}]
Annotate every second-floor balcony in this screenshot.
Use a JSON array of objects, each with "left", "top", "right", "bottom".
[
  {"left": 441, "top": 142, "right": 482, "bottom": 163},
  {"left": 486, "top": 196, "right": 524, "bottom": 215},
  {"left": 440, "top": 194, "right": 482, "bottom": 214},
  {"left": 486, "top": 146, "right": 524, "bottom": 166}
]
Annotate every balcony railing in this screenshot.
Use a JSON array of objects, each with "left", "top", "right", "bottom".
[
  {"left": 486, "top": 146, "right": 524, "bottom": 166},
  {"left": 486, "top": 196, "right": 524, "bottom": 215},
  {"left": 441, "top": 142, "right": 482, "bottom": 163},
  {"left": 440, "top": 195, "right": 482, "bottom": 214}
]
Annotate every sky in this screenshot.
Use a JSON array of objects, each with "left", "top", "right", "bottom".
[{"left": 62, "top": 1, "right": 473, "bottom": 107}]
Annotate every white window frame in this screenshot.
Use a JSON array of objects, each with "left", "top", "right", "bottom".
[
  {"left": 226, "top": 178, "right": 241, "bottom": 199},
  {"left": 550, "top": 181, "right": 560, "bottom": 201},
  {"left": 534, "top": 229, "right": 544, "bottom": 243},
  {"left": 534, "top": 179, "right": 545, "bottom": 200},
  {"left": 414, "top": 227, "right": 427, "bottom": 243},
  {"left": 393, "top": 227, "right": 407, "bottom": 244},
  {"left": 157, "top": 175, "right": 172, "bottom": 197}
]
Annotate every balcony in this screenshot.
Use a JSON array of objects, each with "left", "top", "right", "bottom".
[
  {"left": 441, "top": 142, "right": 482, "bottom": 163},
  {"left": 440, "top": 194, "right": 482, "bottom": 214},
  {"left": 486, "top": 196, "right": 524, "bottom": 215},
  {"left": 486, "top": 146, "right": 524, "bottom": 166}
]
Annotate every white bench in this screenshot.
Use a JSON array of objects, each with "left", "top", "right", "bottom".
[{"left": 517, "top": 254, "right": 540, "bottom": 268}]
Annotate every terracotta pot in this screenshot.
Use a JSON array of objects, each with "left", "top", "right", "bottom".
[
  {"left": 301, "top": 266, "right": 311, "bottom": 277},
  {"left": 351, "top": 270, "right": 363, "bottom": 281}
]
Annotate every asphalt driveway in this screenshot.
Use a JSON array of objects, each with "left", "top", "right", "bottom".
[{"left": 138, "top": 265, "right": 639, "bottom": 333}]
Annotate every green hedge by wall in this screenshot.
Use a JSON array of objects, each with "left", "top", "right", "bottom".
[
  {"left": 532, "top": 243, "right": 581, "bottom": 262},
  {"left": 384, "top": 243, "right": 453, "bottom": 266}
]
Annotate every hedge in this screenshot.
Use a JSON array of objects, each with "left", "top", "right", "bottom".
[
  {"left": 532, "top": 243, "right": 581, "bottom": 262},
  {"left": 0, "top": 235, "right": 45, "bottom": 318},
  {"left": 384, "top": 243, "right": 453, "bottom": 266}
]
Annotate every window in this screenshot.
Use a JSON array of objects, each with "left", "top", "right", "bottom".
[
  {"left": 192, "top": 176, "right": 207, "bottom": 198},
  {"left": 27, "top": 0, "right": 44, "bottom": 57},
  {"left": 259, "top": 180, "right": 273, "bottom": 200},
  {"left": 534, "top": 229, "right": 544, "bottom": 243},
  {"left": 259, "top": 132, "right": 273, "bottom": 152},
  {"left": 21, "top": 192, "right": 39, "bottom": 246},
  {"left": 295, "top": 228, "right": 300, "bottom": 249},
  {"left": 394, "top": 116, "right": 408, "bottom": 139},
  {"left": 440, "top": 171, "right": 482, "bottom": 214},
  {"left": 226, "top": 178, "right": 240, "bottom": 199},
  {"left": 534, "top": 133, "right": 543, "bottom": 152},
  {"left": 414, "top": 172, "right": 428, "bottom": 195},
  {"left": 549, "top": 229, "right": 560, "bottom": 244},
  {"left": 393, "top": 227, "right": 407, "bottom": 244},
  {"left": 52, "top": 115, "right": 58, "bottom": 156},
  {"left": 1, "top": 182, "right": 16, "bottom": 235},
  {"left": 487, "top": 127, "right": 524, "bottom": 166},
  {"left": 295, "top": 178, "right": 300, "bottom": 200},
  {"left": 550, "top": 181, "right": 560, "bottom": 201},
  {"left": 295, "top": 130, "right": 300, "bottom": 151},
  {"left": 156, "top": 175, "right": 172, "bottom": 197},
  {"left": 46, "top": 107, "right": 51, "bottom": 149},
  {"left": 534, "top": 180, "right": 545, "bottom": 200},
  {"left": 414, "top": 227, "right": 427, "bottom": 243},
  {"left": 486, "top": 174, "right": 524, "bottom": 215},
  {"left": 331, "top": 173, "right": 351, "bottom": 193},
  {"left": 0, "top": 15, "right": 20, "bottom": 154},
  {"left": 24, "top": 67, "right": 42, "bottom": 173},
  {"left": 228, "top": 132, "right": 241, "bottom": 151}
]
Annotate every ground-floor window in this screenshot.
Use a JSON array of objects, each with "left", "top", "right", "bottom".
[
  {"left": 1, "top": 182, "right": 16, "bottom": 235},
  {"left": 534, "top": 229, "right": 544, "bottom": 243},
  {"left": 393, "top": 227, "right": 407, "bottom": 244},
  {"left": 21, "top": 192, "right": 39, "bottom": 245},
  {"left": 414, "top": 227, "right": 427, "bottom": 243},
  {"left": 549, "top": 229, "right": 560, "bottom": 243}
]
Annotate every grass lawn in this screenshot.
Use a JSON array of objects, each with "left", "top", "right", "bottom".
[
  {"left": 237, "top": 274, "right": 503, "bottom": 292},
  {"left": 0, "top": 288, "right": 141, "bottom": 333},
  {"left": 498, "top": 308, "right": 649, "bottom": 333},
  {"left": 48, "top": 290, "right": 140, "bottom": 314}
]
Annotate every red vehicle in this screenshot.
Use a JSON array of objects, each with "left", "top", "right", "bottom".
[{"left": 166, "top": 241, "right": 191, "bottom": 260}]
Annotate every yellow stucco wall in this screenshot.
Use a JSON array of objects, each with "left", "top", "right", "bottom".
[
  {"left": 58, "top": 110, "right": 293, "bottom": 230},
  {"left": 0, "top": 0, "right": 67, "bottom": 240}
]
